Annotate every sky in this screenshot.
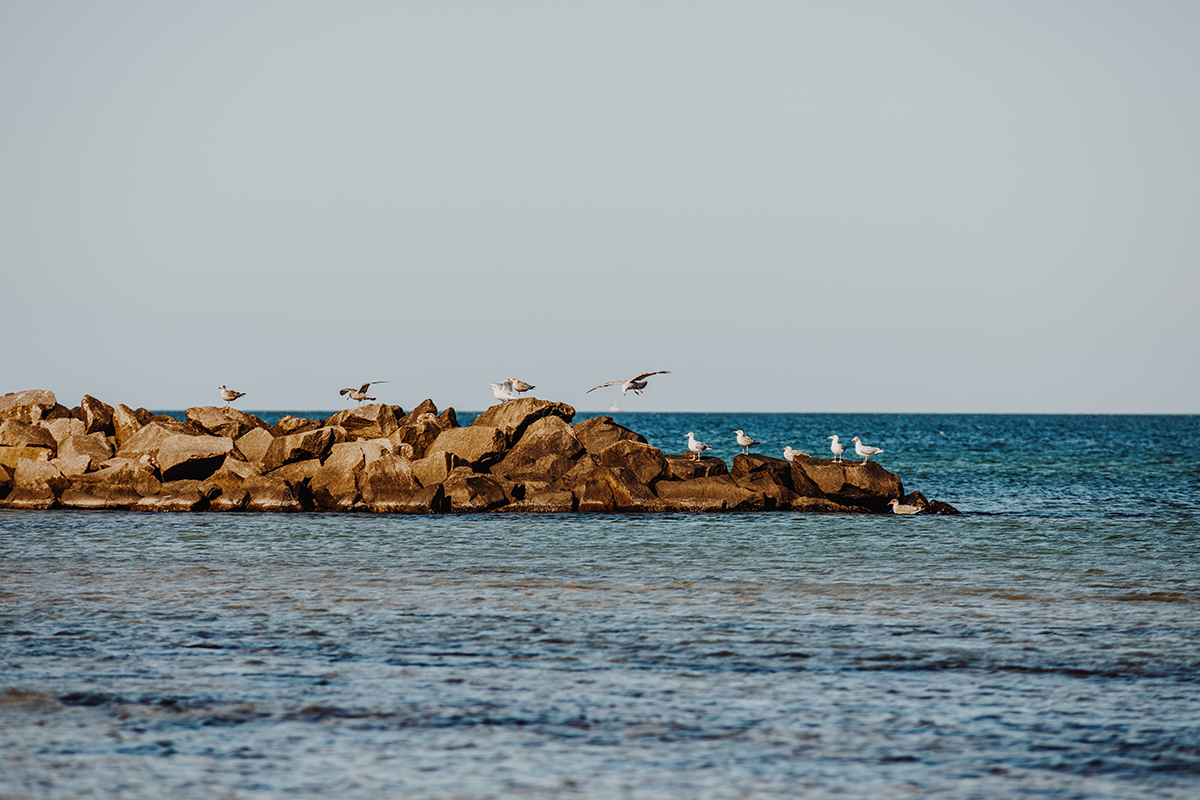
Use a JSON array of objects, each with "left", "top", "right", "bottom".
[{"left": 2, "top": 1, "right": 1198, "bottom": 414}]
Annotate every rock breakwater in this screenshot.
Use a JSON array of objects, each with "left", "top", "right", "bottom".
[{"left": 0, "top": 390, "right": 959, "bottom": 514}]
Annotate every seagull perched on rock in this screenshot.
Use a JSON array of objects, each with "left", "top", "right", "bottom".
[
  {"left": 783, "top": 446, "right": 808, "bottom": 462},
  {"left": 734, "top": 430, "right": 759, "bottom": 455},
  {"left": 827, "top": 435, "right": 846, "bottom": 462},
  {"left": 851, "top": 436, "right": 883, "bottom": 463},
  {"left": 889, "top": 498, "right": 922, "bottom": 515},
  {"left": 685, "top": 432, "right": 711, "bottom": 461},
  {"left": 340, "top": 381, "right": 386, "bottom": 405},
  {"left": 508, "top": 378, "right": 535, "bottom": 396},
  {"left": 588, "top": 370, "right": 670, "bottom": 396},
  {"left": 490, "top": 380, "right": 517, "bottom": 403},
  {"left": 218, "top": 385, "right": 245, "bottom": 406}
]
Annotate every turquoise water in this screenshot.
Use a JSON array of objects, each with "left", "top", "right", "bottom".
[{"left": 2, "top": 414, "right": 1198, "bottom": 798}]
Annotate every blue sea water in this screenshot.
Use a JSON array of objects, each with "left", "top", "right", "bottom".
[{"left": 2, "top": 413, "right": 1198, "bottom": 799}]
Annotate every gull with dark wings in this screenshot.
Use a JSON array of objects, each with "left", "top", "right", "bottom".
[
  {"left": 587, "top": 370, "right": 670, "bottom": 397},
  {"left": 219, "top": 385, "right": 245, "bottom": 407},
  {"left": 340, "top": 381, "right": 387, "bottom": 405}
]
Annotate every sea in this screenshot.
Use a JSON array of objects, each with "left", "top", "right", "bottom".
[{"left": 2, "top": 412, "right": 1198, "bottom": 799}]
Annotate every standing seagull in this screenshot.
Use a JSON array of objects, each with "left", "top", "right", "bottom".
[
  {"left": 489, "top": 380, "right": 517, "bottom": 403},
  {"left": 340, "top": 381, "right": 387, "bottom": 405},
  {"left": 508, "top": 377, "right": 535, "bottom": 396},
  {"left": 588, "top": 370, "right": 670, "bottom": 397},
  {"left": 685, "top": 432, "right": 711, "bottom": 461},
  {"left": 827, "top": 435, "right": 846, "bottom": 462},
  {"left": 851, "top": 436, "right": 884, "bottom": 463},
  {"left": 734, "top": 430, "right": 759, "bottom": 455},
  {"left": 218, "top": 385, "right": 245, "bottom": 407}
]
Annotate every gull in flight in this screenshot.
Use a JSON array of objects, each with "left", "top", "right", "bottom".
[
  {"left": 588, "top": 370, "right": 670, "bottom": 396},
  {"left": 889, "top": 498, "right": 922, "bottom": 515},
  {"left": 218, "top": 385, "right": 245, "bottom": 407},
  {"left": 685, "top": 432, "right": 711, "bottom": 461},
  {"left": 490, "top": 380, "right": 517, "bottom": 403},
  {"left": 734, "top": 430, "right": 759, "bottom": 455},
  {"left": 851, "top": 436, "right": 883, "bottom": 463},
  {"left": 340, "top": 381, "right": 387, "bottom": 405},
  {"left": 827, "top": 435, "right": 846, "bottom": 462},
  {"left": 508, "top": 378, "right": 535, "bottom": 396},
  {"left": 783, "top": 446, "right": 808, "bottom": 462}
]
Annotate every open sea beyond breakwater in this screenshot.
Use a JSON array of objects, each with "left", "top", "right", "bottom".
[{"left": 2, "top": 413, "right": 1199, "bottom": 798}]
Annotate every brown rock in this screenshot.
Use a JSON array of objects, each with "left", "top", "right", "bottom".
[
  {"left": 325, "top": 403, "right": 400, "bottom": 441},
  {"left": 471, "top": 398, "right": 575, "bottom": 442},
  {"left": 156, "top": 434, "right": 236, "bottom": 482},
  {"left": 79, "top": 395, "right": 115, "bottom": 435},
  {"left": 383, "top": 484, "right": 445, "bottom": 514},
  {"left": 397, "top": 399, "right": 438, "bottom": 426},
  {"left": 53, "top": 455, "right": 93, "bottom": 478},
  {"left": 0, "top": 419, "right": 57, "bottom": 453},
  {"left": 571, "top": 416, "right": 647, "bottom": 454},
  {"left": 58, "top": 485, "right": 143, "bottom": 510},
  {"left": 262, "top": 426, "right": 344, "bottom": 472},
  {"left": 789, "top": 455, "right": 904, "bottom": 513},
  {"left": 579, "top": 466, "right": 666, "bottom": 513},
  {"left": 596, "top": 440, "right": 669, "bottom": 486},
  {"left": 0, "top": 446, "right": 52, "bottom": 472},
  {"left": 186, "top": 406, "right": 271, "bottom": 439},
  {"left": 789, "top": 496, "right": 872, "bottom": 513},
  {"left": 266, "top": 459, "right": 322, "bottom": 484},
  {"left": 504, "top": 489, "right": 577, "bottom": 513},
  {"left": 272, "top": 415, "right": 323, "bottom": 436},
  {"left": 13, "top": 459, "right": 69, "bottom": 495},
  {"left": 655, "top": 475, "right": 765, "bottom": 512},
  {"left": 243, "top": 476, "right": 310, "bottom": 512},
  {"left": 58, "top": 433, "right": 114, "bottom": 467},
  {"left": 392, "top": 412, "right": 448, "bottom": 460},
  {"left": 209, "top": 488, "right": 250, "bottom": 512},
  {"left": 410, "top": 451, "right": 463, "bottom": 488},
  {"left": 111, "top": 404, "right": 144, "bottom": 448},
  {"left": 442, "top": 467, "right": 509, "bottom": 512},
  {"left": 424, "top": 426, "right": 509, "bottom": 470},
  {"left": 1, "top": 485, "right": 57, "bottom": 509},
  {"left": 925, "top": 499, "right": 961, "bottom": 515},
  {"left": 310, "top": 442, "right": 377, "bottom": 510},
  {"left": 72, "top": 459, "right": 161, "bottom": 498},
  {"left": 664, "top": 455, "right": 728, "bottom": 480},
  {"left": 0, "top": 390, "right": 58, "bottom": 424},
  {"left": 491, "top": 416, "right": 584, "bottom": 481},
  {"left": 134, "top": 480, "right": 220, "bottom": 512},
  {"left": 0, "top": 464, "right": 11, "bottom": 499},
  {"left": 45, "top": 417, "right": 86, "bottom": 446},
  {"left": 730, "top": 454, "right": 796, "bottom": 510},
  {"left": 438, "top": 407, "right": 459, "bottom": 428},
  {"left": 361, "top": 455, "right": 423, "bottom": 512},
  {"left": 236, "top": 427, "right": 275, "bottom": 465},
  {"left": 117, "top": 419, "right": 202, "bottom": 461}
]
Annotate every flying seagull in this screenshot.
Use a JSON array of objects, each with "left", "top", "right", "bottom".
[
  {"left": 508, "top": 377, "right": 535, "bottom": 396},
  {"left": 734, "top": 430, "right": 759, "bottom": 455},
  {"left": 588, "top": 370, "right": 670, "bottom": 396},
  {"left": 490, "top": 380, "right": 517, "bottom": 403},
  {"left": 851, "top": 436, "right": 884, "bottom": 463},
  {"left": 685, "top": 431, "right": 711, "bottom": 461},
  {"left": 827, "top": 435, "right": 846, "bottom": 462},
  {"left": 218, "top": 385, "right": 245, "bottom": 407},
  {"left": 340, "top": 381, "right": 387, "bottom": 405}
]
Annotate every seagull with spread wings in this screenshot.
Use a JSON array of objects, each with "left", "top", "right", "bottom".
[
  {"left": 340, "top": 381, "right": 387, "bottom": 405},
  {"left": 587, "top": 370, "right": 670, "bottom": 396}
]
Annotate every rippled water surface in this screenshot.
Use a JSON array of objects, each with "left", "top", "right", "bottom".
[{"left": 2, "top": 414, "right": 1199, "bottom": 798}]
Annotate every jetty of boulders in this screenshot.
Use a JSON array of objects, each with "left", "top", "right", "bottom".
[{"left": 0, "top": 389, "right": 959, "bottom": 514}]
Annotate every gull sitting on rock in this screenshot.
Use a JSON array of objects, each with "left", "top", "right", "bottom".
[
  {"left": 827, "top": 435, "right": 846, "bottom": 462},
  {"left": 851, "top": 436, "right": 884, "bottom": 463},
  {"left": 508, "top": 378, "right": 535, "bottom": 396},
  {"left": 734, "top": 430, "right": 759, "bottom": 455},
  {"left": 588, "top": 370, "right": 670, "bottom": 396},
  {"left": 219, "top": 385, "right": 245, "bottom": 406},
  {"left": 340, "top": 381, "right": 387, "bottom": 405},
  {"left": 490, "top": 380, "right": 517, "bottom": 403},
  {"left": 783, "top": 446, "right": 808, "bottom": 462},
  {"left": 685, "top": 432, "right": 711, "bottom": 461},
  {"left": 889, "top": 498, "right": 922, "bottom": 515}
]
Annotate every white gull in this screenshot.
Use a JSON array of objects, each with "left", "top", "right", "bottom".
[
  {"left": 851, "top": 436, "right": 883, "bottom": 463},
  {"left": 685, "top": 432, "right": 711, "bottom": 461},
  {"left": 827, "top": 435, "right": 845, "bottom": 462},
  {"left": 588, "top": 370, "right": 670, "bottom": 396},
  {"left": 218, "top": 385, "right": 245, "bottom": 406},
  {"left": 734, "top": 430, "right": 759, "bottom": 455},
  {"left": 490, "top": 380, "right": 517, "bottom": 403},
  {"left": 340, "top": 381, "right": 387, "bottom": 405},
  {"left": 889, "top": 499, "right": 922, "bottom": 515}
]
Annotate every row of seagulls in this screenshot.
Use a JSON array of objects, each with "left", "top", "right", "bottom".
[
  {"left": 588, "top": 370, "right": 670, "bottom": 397},
  {"left": 340, "top": 381, "right": 387, "bottom": 405},
  {"left": 218, "top": 385, "right": 245, "bottom": 407}
]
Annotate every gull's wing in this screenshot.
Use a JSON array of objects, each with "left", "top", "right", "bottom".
[
  {"left": 358, "top": 381, "right": 388, "bottom": 392},
  {"left": 339, "top": 388, "right": 352, "bottom": 396},
  {"left": 587, "top": 380, "right": 622, "bottom": 393},
  {"left": 631, "top": 370, "right": 670, "bottom": 382}
]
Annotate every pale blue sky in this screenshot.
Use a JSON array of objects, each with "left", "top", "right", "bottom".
[{"left": 3, "top": 2, "right": 1197, "bottom": 413}]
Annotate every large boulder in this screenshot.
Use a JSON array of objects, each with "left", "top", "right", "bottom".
[
  {"left": 664, "top": 455, "right": 728, "bottom": 480},
  {"left": 503, "top": 489, "right": 577, "bottom": 513},
  {"left": 242, "top": 476, "right": 310, "bottom": 512},
  {"left": 789, "top": 455, "right": 904, "bottom": 513},
  {"left": 392, "top": 412, "right": 449, "bottom": 460},
  {"left": 310, "top": 442, "right": 387, "bottom": 510},
  {"left": 424, "top": 426, "right": 509, "bottom": 470},
  {"left": 325, "top": 403, "right": 400, "bottom": 441},
  {"left": 0, "top": 390, "right": 59, "bottom": 424},
  {"left": 117, "top": 419, "right": 202, "bottom": 461},
  {"left": 578, "top": 466, "right": 666, "bottom": 513},
  {"left": 0, "top": 446, "right": 51, "bottom": 473},
  {"left": 262, "top": 426, "right": 345, "bottom": 472},
  {"left": 266, "top": 459, "right": 322, "bottom": 484},
  {"left": 111, "top": 404, "right": 144, "bottom": 448},
  {"left": 71, "top": 459, "right": 161, "bottom": 498},
  {"left": 596, "top": 440, "right": 669, "bottom": 486},
  {"left": 471, "top": 398, "right": 575, "bottom": 442},
  {"left": 410, "top": 451, "right": 465, "bottom": 488},
  {"left": 185, "top": 406, "right": 270, "bottom": 439},
  {"left": 0, "top": 459, "right": 69, "bottom": 509},
  {"left": 58, "top": 433, "right": 114, "bottom": 469},
  {"left": 491, "top": 416, "right": 584, "bottom": 482},
  {"left": 442, "top": 467, "right": 509, "bottom": 512},
  {"left": 134, "top": 480, "right": 221, "bottom": 512},
  {"left": 655, "top": 475, "right": 765, "bottom": 512},
  {"left": 78, "top": 395, "right": 115, "bottom": 436},
  {"left": 730, "top": 454, "right": 796, "bottom": 510},
  {"left": 45, "top": 417, "right": 86, "bottom": 446},
  {"left": 236, "top": 427, "right": 275, "bottom": 465},
  {"left": 360, "top": 455, "right": 423, "bottom": 512},
  {"left": 156, "top": 434, "right": 236, "bottom": 482},
  {"left": 571, "top": 416, "right": 647, "bottom": 455},
  {"left": 397, "top": 399, "right": 437, "bottom": 426},
  {"left": 0, "top": 420, "right": 57, "bottom": 454},
  {"left": 272, "top": 415, "right": 323, "bottom": 436}
]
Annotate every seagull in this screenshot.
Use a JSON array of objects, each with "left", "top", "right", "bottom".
[
  {"left": 218, "top": 385, "right": 245, "bottom": 406},
  {"left": 783, "top": 446, "right": 808, "bottom": 462},
  {"left": 851, "top": 436, "right": 884, "bottom": 463},
  {"left": 889, "top": 499, "right": 922, "bottom": 515},
  {"left": 490, "top": 380, "right": 517, "bottom": 403},
  {"left": 734, "top": 430, "right": 759, "bottom": 455},
  {"left": 340, "top": 381, "right": 387, "bottom": 405},
  {"left": 827, "top": 435, "right": 846, "bottom": 462},
  {"left": 588, "top": 370, "right": 670, "bottom": 396},
  {"left": 685, "top": 432, "right": 711, "bottom": 461},
  {"left": 508, "top": 378, "right": 535, "bottom": 396}
]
